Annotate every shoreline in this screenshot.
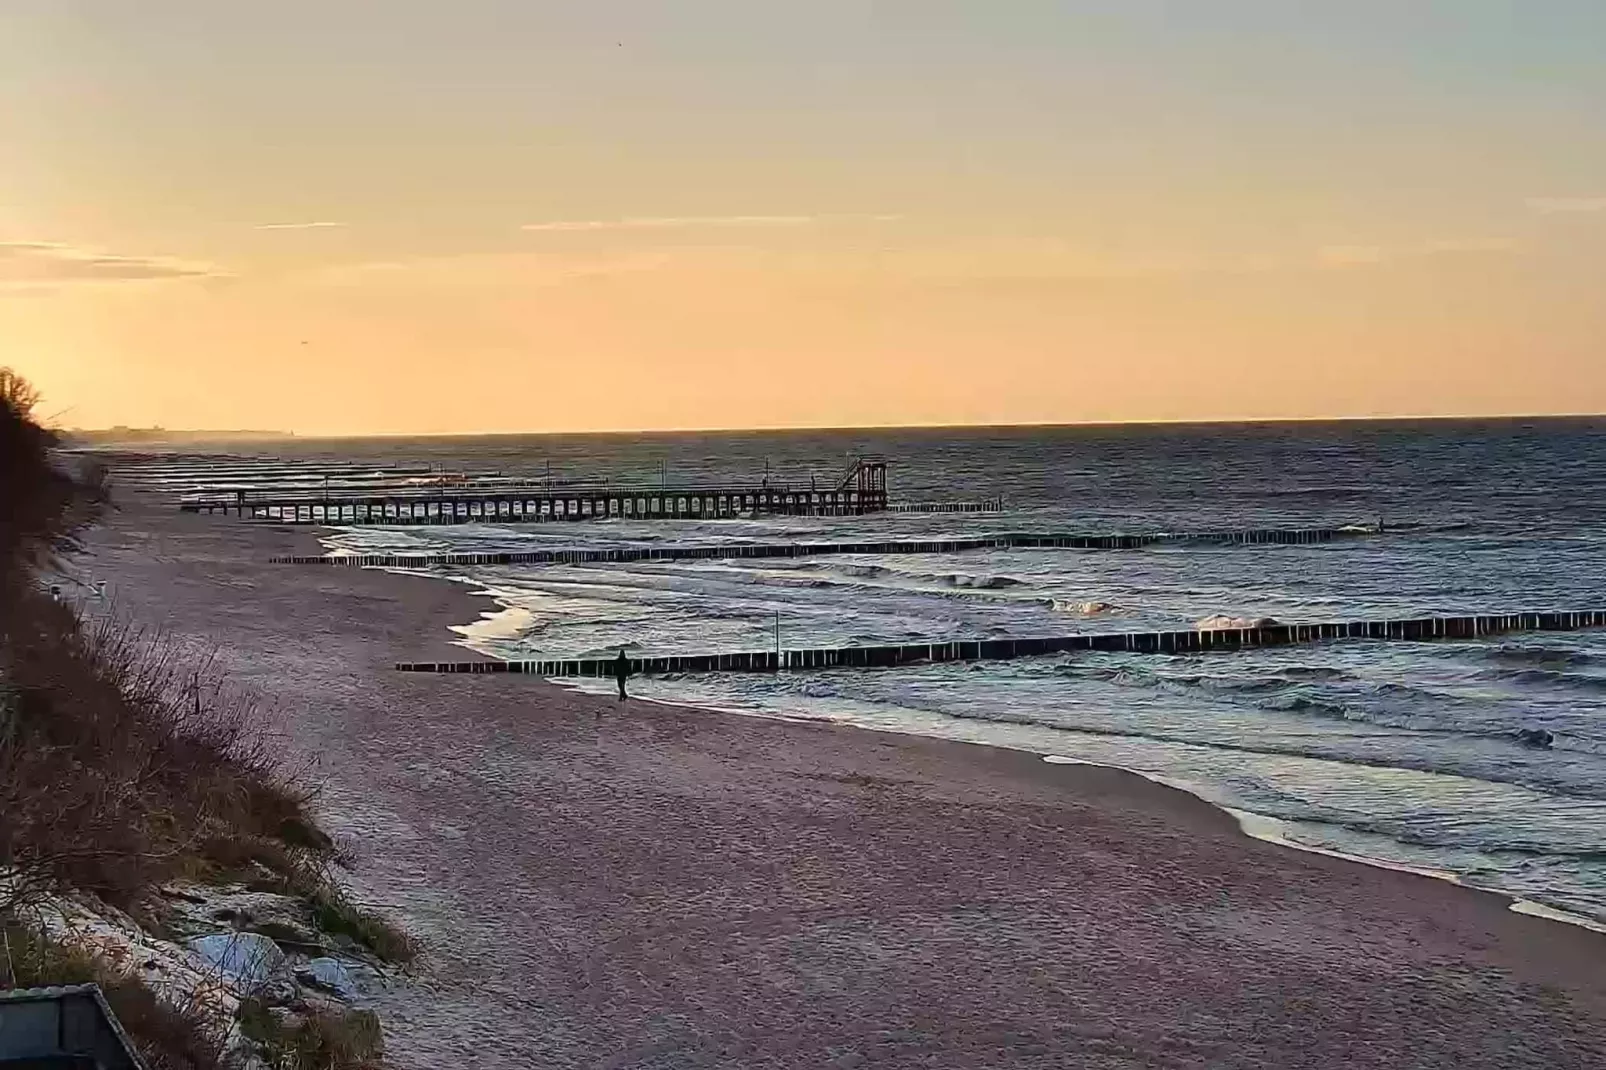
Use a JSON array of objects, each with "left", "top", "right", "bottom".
[
  {"left": 377, "top": 535, "right": 1606, "bottom": 936},
  {"left": 561, "top": 671, "right": 1606, "bottom": 937},
  {"left": 1064, "top": 761, "right": 1606, "bottom": 935},
  {"left": 81, "top": 492, "right": 1606, "bottom": 1068}
]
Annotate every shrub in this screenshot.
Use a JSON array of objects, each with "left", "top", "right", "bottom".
[
  {"left": 0, "top": 594, "right": 329, "bottom": 915},
  {"left": 309, "top": 887, "right": 418, "bottom": 965},
  {"left": 1, "top": 368, "right": 410, "bottom": 1067},
  {"left": 238, "top": 997, "right": 385, "bottom": 1070},
  {"left": 0, "top": 366, "right": 106, "bottom": 588},
  {"left": 0, "top": 367, "right": 333, "bottom": 920}
]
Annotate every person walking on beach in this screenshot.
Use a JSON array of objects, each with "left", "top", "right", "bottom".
[{"left": 614, "top": 648, "right": 630, "bottom": 701}]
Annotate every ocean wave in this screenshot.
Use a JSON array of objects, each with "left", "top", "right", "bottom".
[
  {"left": 1050, "top": 599, "right": 1119, "bottom": 614},
  {"left": 1253, "top": 692, "right": 1353, "bottom": 718},
  {"left": 1368, "top": 680, "right": 1462, "bottom": 703},
  {"left": 1475, "top": 666, "right": 1606, "bottom": 692},
  {"left": 943, "top": 573, "right": 1024, "bottom": 589},
  {"left": 1259, "top": 484, "right": 1373, "bottom": 500},
  {"left": 865, "top": 698, "right": 1606, "bottom": 801},
  {"left": 797, "top": 560, "right": 1028, "bottom": 591},
  {"left": 1196, "top": 614, "right": 1282, "bottom": 630},
  {"left": 1054, "top": 661, "right": 1360, "bottom": 697},
  {"left": 1052, "top": 663, "right": 1360, "bottom": 718},
  {"left": 1278, "top": 665, "right": 1353, "bottom": 681},
  {"left": 572, "top": 641, "right": 647, "bottom": 658},
  {"left": 1477, "top": 644, "right": 1595, "bottom": 668},
  {"left": 1054, "top": 665, "right": 1554, "bottom": 739},
  {"left": 814, "top": 563, "right": 892, "bottom": 580},
  {"left": 1327, "top": 819, "right": 1606, "bottom": 859},
  {"left": 1196, "top": 675, "right": 1316, "bottom": 695}
]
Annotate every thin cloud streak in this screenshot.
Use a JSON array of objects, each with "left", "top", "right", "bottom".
[
  {"left": 300, "top": 249, "right": 677, "bottom": 288},
  {"left": 1317, "top": 238, "right": 1516, "bottom": 267},
  {"left": 0, "top": 241, "right": 222, "bottom": 285},
  {"left": 520, "top": 214, "right": 900, "bottom": 232},
  {"left": 255, "top": 221, "right": 348, "bottom": 230},
  {"left": 1525, "top": 197, "right": 1606, "bottom": 214}
]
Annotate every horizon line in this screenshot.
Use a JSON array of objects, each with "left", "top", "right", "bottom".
[{"left": 73, "top": 411, "right": 1606, "bottom": 441}]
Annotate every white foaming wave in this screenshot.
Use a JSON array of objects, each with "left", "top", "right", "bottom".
[
  {"left": 1052, "top": 599, "right": 1118, "bottom": 615},
  {"left": 795, "top": 559, "right": 1027, "bottom": 591},
  {"left": 1196, "top": 613, "right": 1282, "bottom": 630},
  {"left": 449, "top": 603, "right": 539, "bottom": 642},
  {"left": 1510, "top": 900, "right": 1606, "bottom": 934}
]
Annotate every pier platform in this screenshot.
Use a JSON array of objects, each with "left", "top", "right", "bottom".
[{"left": 181, "top": 461, "right": 894, "bottom": 521}]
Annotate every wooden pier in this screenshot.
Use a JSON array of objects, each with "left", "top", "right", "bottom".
[
  {"left": 395, "top": 610, "right": 1606, "bottom": 677},
  {"left": 182, "top": 461, "right": 893, "bottom": 522},
  {"left": 269, "top": 523, "right": 1378, "bottom": 568}
]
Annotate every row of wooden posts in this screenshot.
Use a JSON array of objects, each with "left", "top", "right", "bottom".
[
  {"left": 395, "top": 611, "right": 1606, "bottom": 677},
  {"left": 271, "top": 523, "right": 1380, "bottom": 568},
  {"left": 186, "top": 486, "right": 888, "bottom": 522}
]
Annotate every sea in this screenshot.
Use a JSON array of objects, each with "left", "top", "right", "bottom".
[{"left": 233, "top": 420, "right": 1606, "bottom": 925}]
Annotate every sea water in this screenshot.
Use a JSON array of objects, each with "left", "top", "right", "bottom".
[{"left": 193, "top": 420, "right": 1606, "bottom": 922}]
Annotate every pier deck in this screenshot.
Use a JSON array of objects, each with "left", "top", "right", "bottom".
[{"left": 180, "top": 461, "right": 898, "bottom": 521}]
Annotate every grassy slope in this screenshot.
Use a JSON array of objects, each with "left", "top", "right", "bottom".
[{"left": 0, "top": 369, "right": 405, "bottom": 1068}]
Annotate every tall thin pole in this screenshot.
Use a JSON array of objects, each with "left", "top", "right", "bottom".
[{"left": 774, "top": 612, "right": 781, "bottom": 668}]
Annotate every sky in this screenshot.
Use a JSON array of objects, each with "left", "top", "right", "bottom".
[{"left": 2, "top": 1, "right": 1604, "bottom": 435}]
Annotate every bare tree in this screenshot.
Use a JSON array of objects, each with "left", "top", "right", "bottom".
[
  {"left": 0, "top": 367, "right": 42, "bottom": 418},
  {"left": 0, "top": 367, "right": 105, "bottom": 580}
]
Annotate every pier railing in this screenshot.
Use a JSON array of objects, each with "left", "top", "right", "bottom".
[{"left": 182, "top": 479, "right": 890, "bottom": 522}]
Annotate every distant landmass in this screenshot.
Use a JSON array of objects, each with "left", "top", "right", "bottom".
[{"left": 63, "top": 426, "right": 296, "bottom": 445}]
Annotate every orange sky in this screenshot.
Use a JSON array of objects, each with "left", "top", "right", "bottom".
[{"left": 4, "top": 2, "right": 1605, "bottom": 434}]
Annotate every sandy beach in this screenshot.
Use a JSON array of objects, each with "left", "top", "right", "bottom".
[{"left": 77, "top": 493, "right": 1606, "bottom": 1069}]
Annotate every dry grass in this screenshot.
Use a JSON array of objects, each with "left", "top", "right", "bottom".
[
  {"left": 189, "top": 832, "right": 417, "bottom": 964},
  {"left": 3, "top": 917, "right": 389, "bottom": 1069},
  {"left": 1, "top": 369, "right": 408, "bottom": 1068},
  {"left": 308, "top": 887, "right": 418, "bottom": 965},
  {"left": 0, "top": 369, "right": 411, "bottom": 963},
  {"left": 238, "top": 998, "right": 386, "bottom": 1070},
  {"left": 0, "top": 600, "right": 418, "bottom": 962},
  {"left": 0, "top": 592, "right": 330, "bottom": 917},
  {"left": 1, "top": 918, "right": 231, "bottom": 1070}
]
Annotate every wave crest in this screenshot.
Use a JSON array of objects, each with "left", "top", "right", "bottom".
[{"left": 1196, "top": 614, "right": 1282, "bottom": 630}]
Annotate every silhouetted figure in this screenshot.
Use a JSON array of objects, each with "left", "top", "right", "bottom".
[{"left": 614, "top": 648, "right": 630, "bottom": 700}]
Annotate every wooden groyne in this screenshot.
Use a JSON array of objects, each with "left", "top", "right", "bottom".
[
  {"left": 395, "top": 611, "right": 1606, "bottom": 677},
  {"left": 270, "top": 524, "right": 1377, "bottom": 567}
]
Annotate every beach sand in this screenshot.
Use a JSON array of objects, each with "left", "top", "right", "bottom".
[{"left": 78, "top": 494, "right": 1606, "bottom": 1069}]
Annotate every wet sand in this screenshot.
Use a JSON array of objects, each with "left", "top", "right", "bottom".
[{"left": 81, "top": 495, "right": 1606, "bottom": 1069}]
